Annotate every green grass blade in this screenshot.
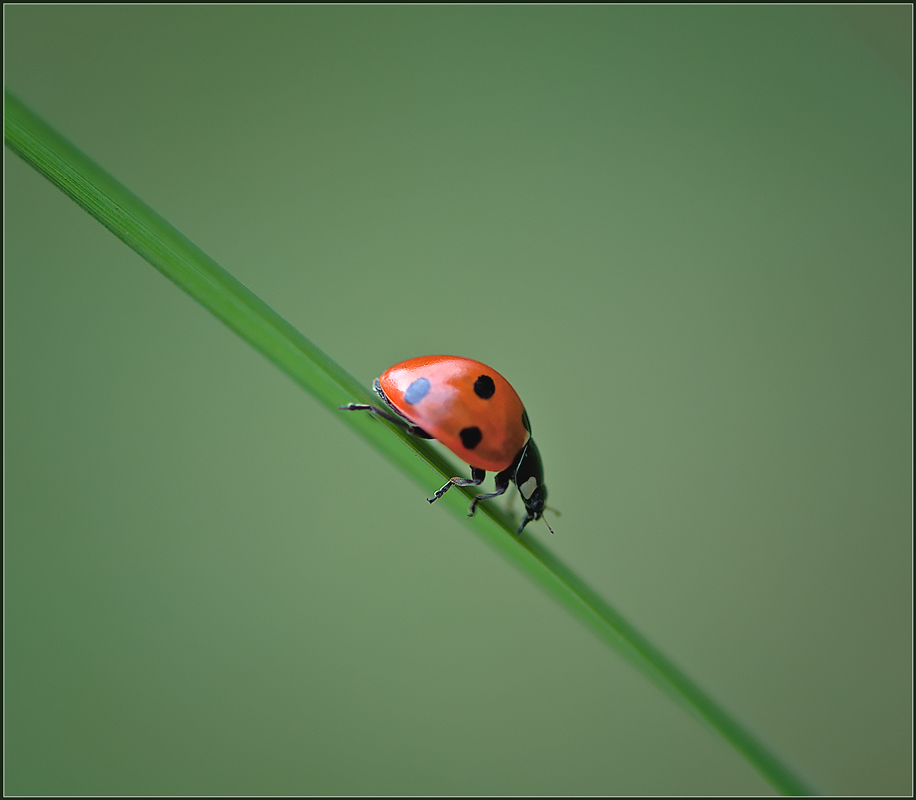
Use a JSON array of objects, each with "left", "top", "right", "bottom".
[{"left": 5, "top": 91, "right": 816, "bottom": 796}]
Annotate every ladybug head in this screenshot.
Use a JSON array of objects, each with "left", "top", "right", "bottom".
[{"left": 513, "top": 438, "right": 548, "bottom": 534}]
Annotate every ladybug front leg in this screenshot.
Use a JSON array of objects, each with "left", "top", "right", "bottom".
[
  {"left": 428, "top": 467, "right": 486, "bottom": 504},
  {"left": 466, "top": 467, "right": 512, "bottom": 517}
]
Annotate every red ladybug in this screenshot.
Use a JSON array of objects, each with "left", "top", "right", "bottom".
[{"left": 341, "top": 355, "right": 551, "bottom": 535}]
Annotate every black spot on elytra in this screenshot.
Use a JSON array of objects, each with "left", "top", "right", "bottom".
[
  {"left": 473, "top": 375, "right": 496, "bottom": 399},
  {"left": 460, "top": 426, "right": 483, "bottom": 450}
]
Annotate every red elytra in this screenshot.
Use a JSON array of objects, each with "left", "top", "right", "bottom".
[
  {"left": 341, "top": 355, "right": 550, "bottom": 535},
  {"left": 378, "top": 355, "right": 529, "bottom": 473}
]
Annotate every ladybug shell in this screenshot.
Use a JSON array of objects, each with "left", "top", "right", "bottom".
[{"left": 378, "top": 356, "right": 530, "bottom": 473}]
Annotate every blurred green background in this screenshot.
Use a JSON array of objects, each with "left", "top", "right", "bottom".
[{"left": 5, "top": 6, "right": 911, "bottom": 795}]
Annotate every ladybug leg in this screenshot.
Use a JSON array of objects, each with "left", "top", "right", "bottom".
[
  {"left": 467, "top": 467, "right": 512, "bottom": 517},
  {"left": 516, "top": 512, "right": 536, "bottom": 536},
  {"left": 428, "top": 467, "right": 486, "bottom": 504},
  {"left": 339, "top": 403, "right": 433, "bottom": 439}
]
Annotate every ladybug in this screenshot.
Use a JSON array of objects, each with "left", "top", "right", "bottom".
[{"left": 341, "top": 355, "right": 552, "bottom": 535}]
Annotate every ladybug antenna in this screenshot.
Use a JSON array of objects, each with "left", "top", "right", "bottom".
[
  {"left": 545, "top": 505, "right": 561, "bottom": 518},
  {"left": 542, "top": 515, "right": 556, "bottom": 535}
]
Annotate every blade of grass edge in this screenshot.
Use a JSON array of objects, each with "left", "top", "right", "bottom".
[{"left": 5, "top": 92, "right": 817, "bottom": 796}]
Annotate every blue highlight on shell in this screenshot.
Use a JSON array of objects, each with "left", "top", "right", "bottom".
[{"left": 403, "top": 377, "right": 431, "bottom": 405}]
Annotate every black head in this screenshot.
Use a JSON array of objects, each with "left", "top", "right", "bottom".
[{"left": 512, "top": 438, "right": 548, "bottom": 534}]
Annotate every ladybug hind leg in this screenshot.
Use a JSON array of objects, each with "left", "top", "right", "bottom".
[
  {"left": 429, "top": 467, "right": 486, "bottom": 505},
  {"left": 339, "top": 403, "right": 433, "bottom": 438}
]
